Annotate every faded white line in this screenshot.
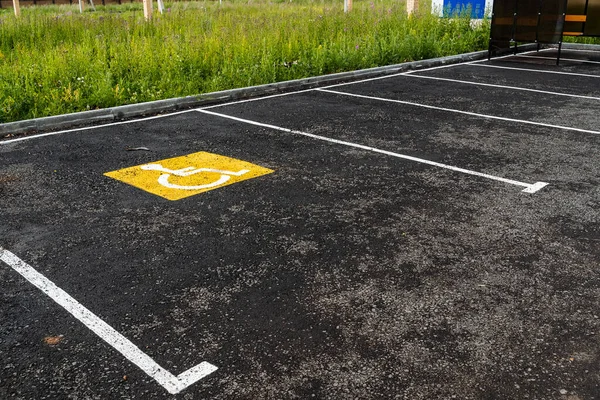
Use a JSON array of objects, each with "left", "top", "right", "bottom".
[
  {"left": 0, "top": 110, "right": 195, "bottom": 146},
  {"left": 468, "top": 63, "right": 600, "bottom": 79},
  {"left": 517, "top": 54, "right": 600, "bottom": 65},
  {"left": 0, "top": 248, "right": 217, "bottom": 394},
  {"left": 197, "top": 109, "right": 548, "bottom": 193},
  {"left": 404, "top": 74, "right": 600, "bottom": 101},
  {"left": 317, "top": 88, "right": 600, "bottom": 136}
]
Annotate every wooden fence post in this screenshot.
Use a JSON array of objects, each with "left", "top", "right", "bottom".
[
  {"left": 143, "top": 0, "right": 153, "bottom": 20},
  {"left": 78, "top": 0, "right": 85, "bottom": 13},
  {"left": 344, "top": 0, "right": 352, "bottom": 12},
  {"left": 13, "top": 0, "right": 21, "bottom": 17},
  {"left": 407, "top": 0, "right": 419, "bottom": 15}
]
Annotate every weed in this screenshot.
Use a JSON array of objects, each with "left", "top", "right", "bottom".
[{"left": 0, "top": 0, "right": 494, "bottom": 123}]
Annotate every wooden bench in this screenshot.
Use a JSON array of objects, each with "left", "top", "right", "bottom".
[{"left": 563, "top": 14, "right": 587, "bottom": 36}]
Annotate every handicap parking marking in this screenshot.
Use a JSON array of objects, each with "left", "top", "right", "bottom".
[{"left": 104, "top": 151, "right": 274, "bottom": 200}]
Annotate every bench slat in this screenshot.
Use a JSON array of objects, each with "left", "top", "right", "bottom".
[{"left": 565, "top": 15, "right": 587, "bottom": 22}]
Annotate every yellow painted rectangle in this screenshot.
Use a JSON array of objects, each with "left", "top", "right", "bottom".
[{"left": 104, "top": 152, "right": 274, "bottom": 201}]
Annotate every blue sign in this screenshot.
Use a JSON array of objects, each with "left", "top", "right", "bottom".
[{"left": 442, "top": 0, "right": 487, "bottom": 19}]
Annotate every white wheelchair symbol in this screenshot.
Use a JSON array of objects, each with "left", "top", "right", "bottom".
[{"left": 140, "top": 163, "right": 250, "bottom": 190}]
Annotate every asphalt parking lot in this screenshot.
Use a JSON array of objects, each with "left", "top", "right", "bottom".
[{"left": 1, "top": 47, "right": 599, "bottom": 399}]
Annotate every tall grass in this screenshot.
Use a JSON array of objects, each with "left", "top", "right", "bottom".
[{"left": 0, "top": 1, "right": 490, "bottom": 123}]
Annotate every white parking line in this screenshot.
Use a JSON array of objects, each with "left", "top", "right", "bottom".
[
  {"left": 469, "top": 63, "right": 600, "bottom": 79},
  {"left": 197, "top": 109, "right": 548, "bottom": 193},
  {"left": 403, "top": 74, "right": 600, "bottom": 101},
  {"left": 316, "top": 88, "right": 600, "bottom": 136},
  {"left": 0, "top": 248, "right": 218, "bottom": 395},
  {"left": 516, "top": 54, "right": 600, "bottom": 65},
  {"left": 0, "top": 110, "right": 196, "bottom": 146}
]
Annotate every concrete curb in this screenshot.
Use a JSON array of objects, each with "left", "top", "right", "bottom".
[
  {"left": 561, "top": 42, "right": 600, "bottom": 51},
  {"left": 0, "top": 44, "right": 544, "bottom": 137}
]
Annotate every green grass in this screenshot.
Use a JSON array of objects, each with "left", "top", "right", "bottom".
[
  {"left": 563, "top": 36, "right": 600, "bottom": 44},
  {"left": 0, "top": 0, "right": 492, "bottom": 123}
]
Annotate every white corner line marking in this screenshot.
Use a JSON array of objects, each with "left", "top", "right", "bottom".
[
  {"left": 403, "top": 74, "right": 600, "bottom": 101},
  {"left": 316, "top": 88, "right": 600, "bottom": 136},
  {"left": 522, "top": 181, "right": 550, "bottom": 194},
  {"left": 0, "top": 249, "right": 217, "bottom": 395},
  {"left": 196, "top": 109, "right": 548, "bottom": 193},
  {"left": 467, "top": 63, "right": 600, "bottom": 79}
]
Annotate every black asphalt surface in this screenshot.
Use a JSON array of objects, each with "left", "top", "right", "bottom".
[{"left": 1, "top": 48, "right": 599, "bottom": 400}]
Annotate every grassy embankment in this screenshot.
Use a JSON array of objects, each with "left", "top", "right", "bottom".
[{"left": 1, "top": 0, "right": 491, "bottom": 123}]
